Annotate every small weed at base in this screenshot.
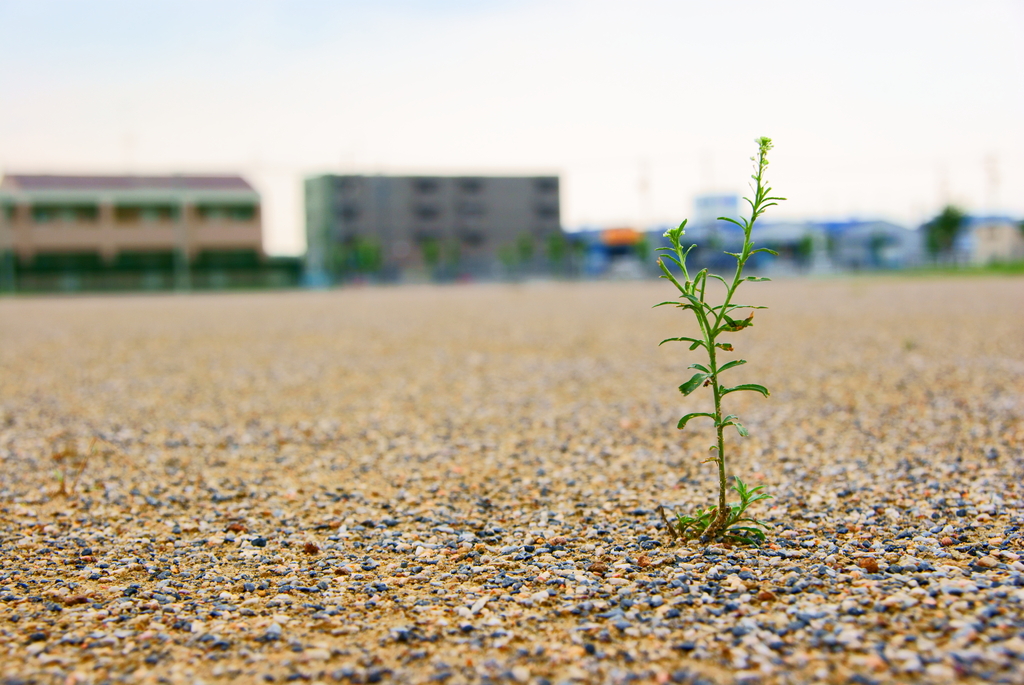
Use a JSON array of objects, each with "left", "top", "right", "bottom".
[{"left": 659, "top": 477, "right": 772, "bottom": 545}]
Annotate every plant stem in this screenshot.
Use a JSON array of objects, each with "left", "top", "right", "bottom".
[
  {"left": 711, "top": 351, "right": 728, "bottom": 534},
  {"left": 702, "top": 142, "right": 772, "bottom": 537}
]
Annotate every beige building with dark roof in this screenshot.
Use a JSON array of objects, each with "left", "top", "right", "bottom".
[
  {"left": 0, "top": 174, "right": 268, "bottom": 291},
  {"left": 0, "top": 173, "right": 263, "bottom": 262}
]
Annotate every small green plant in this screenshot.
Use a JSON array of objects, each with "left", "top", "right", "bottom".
[
  {"left": 656, "top": 137, "right": 783, "bottom": 545},
  {"left": 50, "top": 437, "right": 98, "bottom": 498},
  {"left": 668, "top": 477, "right": 773, "bottom": 545}
]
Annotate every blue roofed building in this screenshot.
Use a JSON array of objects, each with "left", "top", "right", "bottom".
[{"left": 820, "top": 219, "right": 923, "bottom": 270}]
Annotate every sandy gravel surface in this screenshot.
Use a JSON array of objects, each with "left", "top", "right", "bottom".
[{"left": 0, "top": 277, "right": 1022, "bottom": 685}]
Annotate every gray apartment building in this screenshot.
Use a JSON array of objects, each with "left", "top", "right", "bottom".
[{"left": 304, "top": 174, "right": 562, "bottom": 282}]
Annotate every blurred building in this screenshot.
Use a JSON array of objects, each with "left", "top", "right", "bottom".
[
  {"left": 960, "top": 218, "right": 1024, "bottom": 264},
  {"left": 640, "top": 218, "right": 924, "bottom": 276},
  {"left": 820, "top": 220, "right": 923, "bottom": 270},
  {"left": 304, "top": 174, "right": 563, "bottom": 283},
  {"left": 693, "top": 193, "right": 740, "bottom": 227},
  {"left": 0, "top": 174, "right": 298, "bottom": 292},
  {"left": 571, "top": 227, "right": 654, "bottom": 278}
]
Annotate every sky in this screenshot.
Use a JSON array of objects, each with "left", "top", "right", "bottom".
[{"left": 1, "top": 0, "right": 1022, "bottom": 255}]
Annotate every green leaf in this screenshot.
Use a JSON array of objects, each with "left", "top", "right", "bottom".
[
  {"left": 745, "top": 276, "right": 771, "bottom": 282},
  {"left": 718, "top": 413, "right": 749, "bottom": 436},
  {"left": 718, "top": 359, "right": 747, "bottom": 373},
  {"left": 718, "top": 313, "right": 755, "bottom": 333},
  {"left": 732, "top": 477, "right": 770, "bottom": 506},
  {"left": 750, "top": 247, "right": 779, "bottom": 256},
  {"left": 660, "top": 253, "right": 684, "bottom": 271},
  {"left": 680, "top": 291, "right": 711, "bottom": 312},
  {"left": 737, "top": 485, "right": 771, "bottom": 503},
  {"left": 721, "top": 383, "right": 770, "bottom": 398},
  {"left": 652, "top": 300, "right": 681, "bottom": 308},
  {"left": 676, "top": 412, "right": 715, "bottom": 430},
  {"left": 678, "top": 373, "right": 709, "bottom": 396},
  {"left": 708, "top": 273, "right": 729, "bottom": 287},
  {"left": 658, "top": 336, "right": 703, "bottom": 347},
  {"left": 725, "top": 527, "right": 767, "bottom": 545},
  {"left": 723, "top": 534, "right": 762, "bottom": 546},
  {"left": 688, "top": 363, "right": 711, "bottom": 373},
  {"left": 717, "top": 216, "right": 747, "bottom": 230},
  {"left": 657, "top": 258, "right": 687, "bottom": 292},
  {"left": 715, "top": 343, "right": 734, "bottom": 351}
]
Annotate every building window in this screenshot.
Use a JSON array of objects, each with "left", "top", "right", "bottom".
[
  {"left": 32, "top": 206, "right": 55, "bottom": 223},
  {"left": 332, "top": 227, "right": 358, "bottom": 243},
  {"left": 334, "top": 177, "right": 357, "bottom": 192},
  {"left": 414, "top": 204, "right": 441, "bottom": 221},
  {"left": 457, "top": 201, "right": 485, "bottom": 218},
  {"left": 457, "top": 229, "right": 485, "bottom": 247},
  {"left": 535, "top": 203, "right": 559, "bottom": 220},
  {"left": 534, "top": 178, "right": 558, "bottom": 193},
  {"left": 113, "top": 251, "right": 176, "bottom": 271},
  {"left": 412, "top": 178, "right": 440, "bottom": 194},
  {"left": 338, "top": 204, "right": 360, "bottom": 221},
  {"left": 413, "top": 230, "right": 440, "bottom": 243},
  {"left": 31, "top": 204, "right": 99, "bottom": 224},
  {"left": 31, "top": 251, "right": 104, "bottom": 272},
  {"left": 197, "top": 204, "right": 257, "bottom": 221},
  {"left": 193, "top": 249, "right": 261, "bottom": 270},
  {"left": 115, "top": 205, "right": 177, "bottom": 223},
  {"left": 458, "top": 178, "right": 484, "bottom": 193}
]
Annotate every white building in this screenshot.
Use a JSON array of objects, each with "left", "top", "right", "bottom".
[{"left": 964, "top": 220, "right": 1024, "bottom": 264}]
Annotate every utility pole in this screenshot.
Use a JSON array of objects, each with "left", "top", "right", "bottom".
[
  {"left": 637, "top": 157, "right": 650, "bottom": 231},
  {"left": 984, "top": 154, "right": 999, "bottom": 216}
]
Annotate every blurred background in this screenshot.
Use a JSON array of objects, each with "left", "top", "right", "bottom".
[{"left": 0, "top": 0, "right": 1022, "bottom": 292}]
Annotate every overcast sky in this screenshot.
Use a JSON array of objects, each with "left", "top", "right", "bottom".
[{"left": 1, "top": 0, "right": 1022, "bottom": 254}]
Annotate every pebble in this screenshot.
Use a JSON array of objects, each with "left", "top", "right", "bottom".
[{"left": 0, "top": 279, "right": 1022, "bottom": 684}]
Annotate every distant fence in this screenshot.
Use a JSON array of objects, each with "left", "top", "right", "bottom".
[{"left": 0, "top": 253, "right": 303, "bottom": 294}]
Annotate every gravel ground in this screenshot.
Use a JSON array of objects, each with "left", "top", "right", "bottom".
[{"left": 0, "top": 277, "right": 1022, "bottom": 685}]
